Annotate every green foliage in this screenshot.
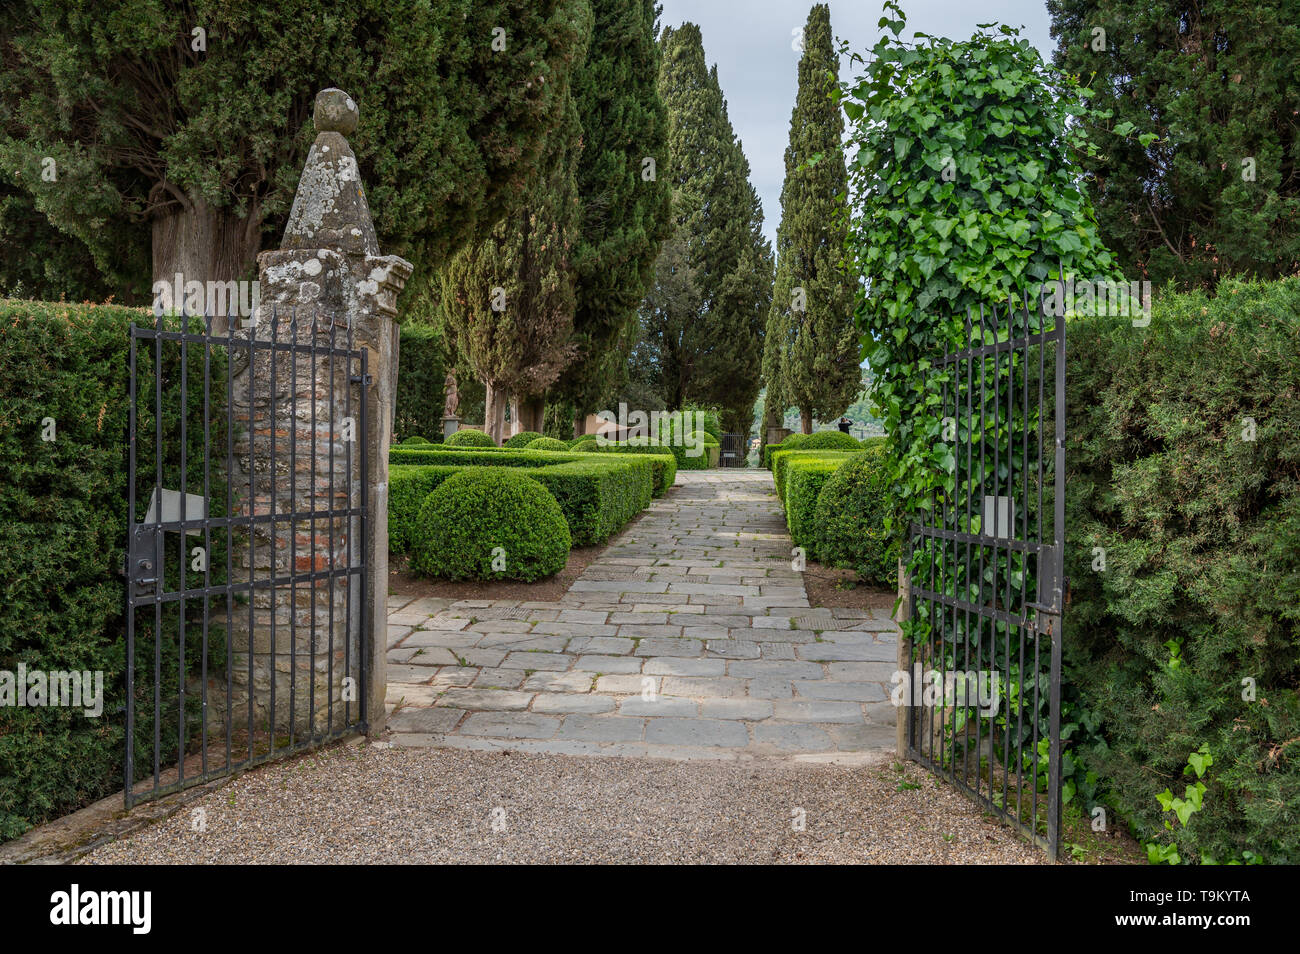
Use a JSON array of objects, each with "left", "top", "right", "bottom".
[
  {"left": 839, "top": 4, "right": 1117, "bottom": 523},
  {"left": 782, "top": 456, "right": 845, "bottom": 550},
  {"left": 0, "top": 0, "right": 596, "bottom": 294},
  {"left": 410, "top": 470, "right": 570, "bottom": 581},
  {"left": 772, "top": 448, "right": 856, "bottom": 502},
  {"left": 767, "top": 4, "right": 860, "bottom": 430},
  {"left": 445, "top": 429, "right": 497, "bottom": 448},
  {"left": 0, "top": 301, "right": 223, "bottom": 840},
  {"left": 1048, "top": 0, "right": 1300, "bottom": 289},
  {"left": 395, "top": 323, "right": 447, "bottom": 443},
  {"left": 1065, "top": 277, "right": 1300, "bottom": 865},
  {"left": 814, "top": 446, "right": 898, "bottom": 586},
  {"left": 401, "top": 436, "right": 430, "bottom": 445},
  {"left": 389, "top": 446, "right": 654, "bottom": 545},
  {"left": 587, "top": 442, "right": 677, "bottom": 496},
  {"left": 798, "top": 430, "right": 861, "bottom": 451},
  {"left": 504, "top": 431, "right": 546, "bottom": 449},
  {"left": 560, "top": 0, "right": 673, "bottom": 415},
  {"left": 571, "top": 437, "right": 599, "bottom": 452},
  {"left": 647, "top": 25, "right": 773, "bottom": 433},
  {"left": 526, "top": 437, "right": 568, "bottom": 451}
]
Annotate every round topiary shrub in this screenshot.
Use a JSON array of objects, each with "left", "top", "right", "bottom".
[
  {"left": 572, "top": 437, "right": 598, "bottom": 452},
  {"left": 781, "top": 433, "right": 810, "bottom": 449},
  {"left": 401, "top": 435, "right": 431, "bottom": 445},
  {"left": 800, "top": 430, "right": 863, "bottom": 450},
  {"left": 410, "top": 469, "right": 571, "bottom": 581},
  {"left": 813, "top": 446, "right": 899, "bottom": 586},
  {"left": 504, "top": 430, "right": 544, "bottom": 449},
  {"left": 526, "top": 436, "right": 568, "bottom": 451},
  {"left": 445, "top": 428, "right": 496, "bottom": 448}
]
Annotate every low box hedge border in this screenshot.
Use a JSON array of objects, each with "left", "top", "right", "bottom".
[{"left": 389, "top": 452, "right": 656, "bottom": 549}]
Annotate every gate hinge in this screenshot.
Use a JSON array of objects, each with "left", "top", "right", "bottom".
[{"left": 350, "top": 373, "right": 373, "bottom": 386}]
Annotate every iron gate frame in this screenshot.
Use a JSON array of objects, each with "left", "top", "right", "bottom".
[
  {"left": 124, "top": 308, "right": 369, "bottom": 808},
  {"left": 719, "top": 433, "right": 747, "bottom": 467},
  {"left": 904, "top": 294, "right": 1065, "bottom": 858}
]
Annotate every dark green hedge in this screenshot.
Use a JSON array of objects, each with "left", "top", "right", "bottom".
[
  {"left": 782, "top": 457, "right": 845, "bottom": 550},
  {"left": 389, "top": 448, "right": 655, "bottom": 548},
  {"left": 814, "top": 447, "right": 898, "bottom": 587},
  {"left": 772, "top": 448, "right": 857, "bottom": 501},
  {"left": 394, "top": 323, "right": 447, "bottom": 443},
  {"left": 589, "top": 442, "right": 678, "bottom": 495},
  {"left": 411, "top": 470, "right": 570, "bottom": 581},
  {"left": 504, "top": 430, "right": 545, "bottom": 448},
  {"left": 1065, "top": 278, "right": 1300, "bottom": 864},
  {"left": 445, "top": 428, "right": 496, "bottom": 448},
  {"left": 0, "top": 301, "right": 221, "bottom": 841}
]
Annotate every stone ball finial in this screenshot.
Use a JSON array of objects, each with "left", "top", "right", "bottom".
[{"left": 314, "top": 88, "right": 358, "bottom": 136}]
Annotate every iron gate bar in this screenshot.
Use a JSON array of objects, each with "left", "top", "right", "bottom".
[
  {"left": 125, "top": 306, "right": 369, "bottom": 808},
  {"left": 905, "top": 296, "right": 1065, "bottom": 858}
]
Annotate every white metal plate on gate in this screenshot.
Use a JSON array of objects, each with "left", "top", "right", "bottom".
[
  {"left": 982, "top": 495, "right": 1015, "bottom": 539},
  {"left": 141, "top": 486, "right": 207, "bottom": 534}
]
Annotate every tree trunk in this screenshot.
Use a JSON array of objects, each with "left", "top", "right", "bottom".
[
  {"left": 801, "top": 408, "right": 813, "bottom": 434},
  {"left": 573, "top": 411, "right": 586, "bottom": 436},
  {"left": 518, "top": 395, "right": 545, "bottom": 434},
  {"left": 152, "top": 192, "right": 262, "bottom": 335},
  {"left": 484, "top": 382, "right": 508, "bottom": 445}
]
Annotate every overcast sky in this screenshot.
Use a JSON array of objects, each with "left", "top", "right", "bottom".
[{"left": 656, "top": 0, "right": 1055, "bottom": 246}]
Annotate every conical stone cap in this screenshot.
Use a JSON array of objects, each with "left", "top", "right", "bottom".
[{"left": 282, "top": 88, "right": 379, "bottom": 255}]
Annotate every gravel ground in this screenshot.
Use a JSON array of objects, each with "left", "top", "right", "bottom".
[{"left": 81, "top": 742, "right": 1047, "bottom": 864}]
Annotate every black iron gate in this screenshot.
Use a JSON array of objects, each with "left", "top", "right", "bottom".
[
  {"left": 719, "top": 433, "right": 747, "bottom": 467},
  {"left": 124, "top": 309, "right": 368, "bottom": 807},
  {"left": 904, "top": 296, "right": 1065, "bottom": 857}
]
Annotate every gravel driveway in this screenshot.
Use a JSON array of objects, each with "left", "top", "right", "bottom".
[{"left": 81, "top": 742, "right": 1046, "bottom": 864}]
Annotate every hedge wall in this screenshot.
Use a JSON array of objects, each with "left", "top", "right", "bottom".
[
  {"left": 589, "top": 442, "right": 677, "bottom": 495},
  {"left": 772, "top": 448, "right": 857, "bottom": 502},
  {"left": 782, "top": 456, "right": 845, "bottom": 551},
  {"left": 389, "top": 450, "right": 655, "bottom": 549},
  {"left": 0, "top": 301, "right": 218, "bottom": 841},
  {"left": 394, "top": 323, "right": 447, "bottom": 443},
  {"left": 1065, "top": 278, "right": 1300, "bottom": 864}
]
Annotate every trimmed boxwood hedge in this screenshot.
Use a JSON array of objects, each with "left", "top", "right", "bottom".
[
  {"left": 772, "top": 448, "right": 857, "bottom": 501},
  {"left": 813, "top": 446, "right": 898, "bottom": 586},
  {"left": 783, "top": 456, "right": 845, "bottom": 550},
  {"left": 525, "top": 436, "right": 568, "bottom": 451},
  {"left": 589, "top": 442, "right": 678, "bottom": 495},
  {"left": 504, "top": 430, "right": 545, "bottom": 448},
  {"left": 798, "top": 430, "right": 863, "bottom": 451},
  {"left": 401, "top": 435, "right": 431, "bottom": 445},
  {"left": 0, "top": 301, "right": 222, "bottom": 841},
  {"left": 410, "top": 469, "right": 570, "bottom": 581},
  {"left": 445, "top": 428, "right": 496, "bottom": 447}
]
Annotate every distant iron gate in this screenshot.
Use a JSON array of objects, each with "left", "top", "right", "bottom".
[
  {"left": 124, "top": 309, "right": 368, "bottom": 807},
  {"left": 719, "top": 433, "right": 747, "bottom": 466},
  {"left": 904, "top": 296, "right": 1065, "bottom": 857}
]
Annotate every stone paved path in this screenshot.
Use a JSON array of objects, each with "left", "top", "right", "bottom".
[{"left": 384, "top": 471, "right": 898, "bottom": 761}]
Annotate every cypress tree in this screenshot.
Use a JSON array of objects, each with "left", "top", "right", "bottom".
[
  {"left": 1048, "top": 0, "right": 1300, "bottom": 288},
  {"left": 0, "top": 0, "right": 592, "bottom": 300},
  {"left": 560, "top": 0, "right": 673, "bottom": 431},
  {"left": 768, "top": 3, "right": 859, "bottom": 434},
  {"left": 439, "top": 11, "right": 592, "bottom": 443},
  {"left": 653, "top": 24, "right": 771, "bottom": 434}
]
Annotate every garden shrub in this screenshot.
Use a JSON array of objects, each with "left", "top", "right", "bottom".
[
  {"left": 589, "top": 442, "right": 677, "bottom": 496},
  {"left": 572, "top": 437, "right": 598, "bottom": 452},
  {"left": 525, "top": 436, "right": 568, "bottom": 452},
  {"left": 797, "top": 430, "right": 861, "bottom": 451},
  {"left": 445, "top": 428, "right": 496, "bottom": 448},
  {"left": 813, "top": 446, "right": 898, "bottom": 586},
  {"left": 401, "top": 435, "right": 431, "bottom": 445},
  {"left": 772, "top": 448, "right": 856, "bottom": 501},
  {"left": 782, "top": 456, "right": 845, "bottom": 550},
  {"left": 410, "top": 470, "right": 570, "bottom": 581},
  {"left": 1064, "top": 277, "right": 1300, "bottom": 864},
  {"left": 504, "top": 430, "right": 545, "bottom": 448},
  {"left": 0, "top": 301, "right": 221, "bottom": 841},
  {"left": 394, "top": 322, "right": 447, "bottom": 442},
  {"left": 388, "top": 447, "right": 654, "bottom": 547}
]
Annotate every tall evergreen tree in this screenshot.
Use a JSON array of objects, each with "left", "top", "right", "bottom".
[
  {"left": 653, "top": 24, "right": 771, "bottom": 433},
  {"left": 560, "top": 0, "right": 673, "bottom": 432},
  {"left": 768, "top": 4, "right": 859, "bottom": 434},
  {"left": 439, "top": 18, "right": 591, "bottom": 443},
  {"left": 1048, "top": 0, "right": 1300, "bottom": 288},
  {"left": 0, "top": 0, "right": 591, "bottom": 301}
]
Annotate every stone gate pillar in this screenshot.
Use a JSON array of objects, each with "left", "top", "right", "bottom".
[{"left": 227, "top": 88, "right": 410, "bottom": 740}]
